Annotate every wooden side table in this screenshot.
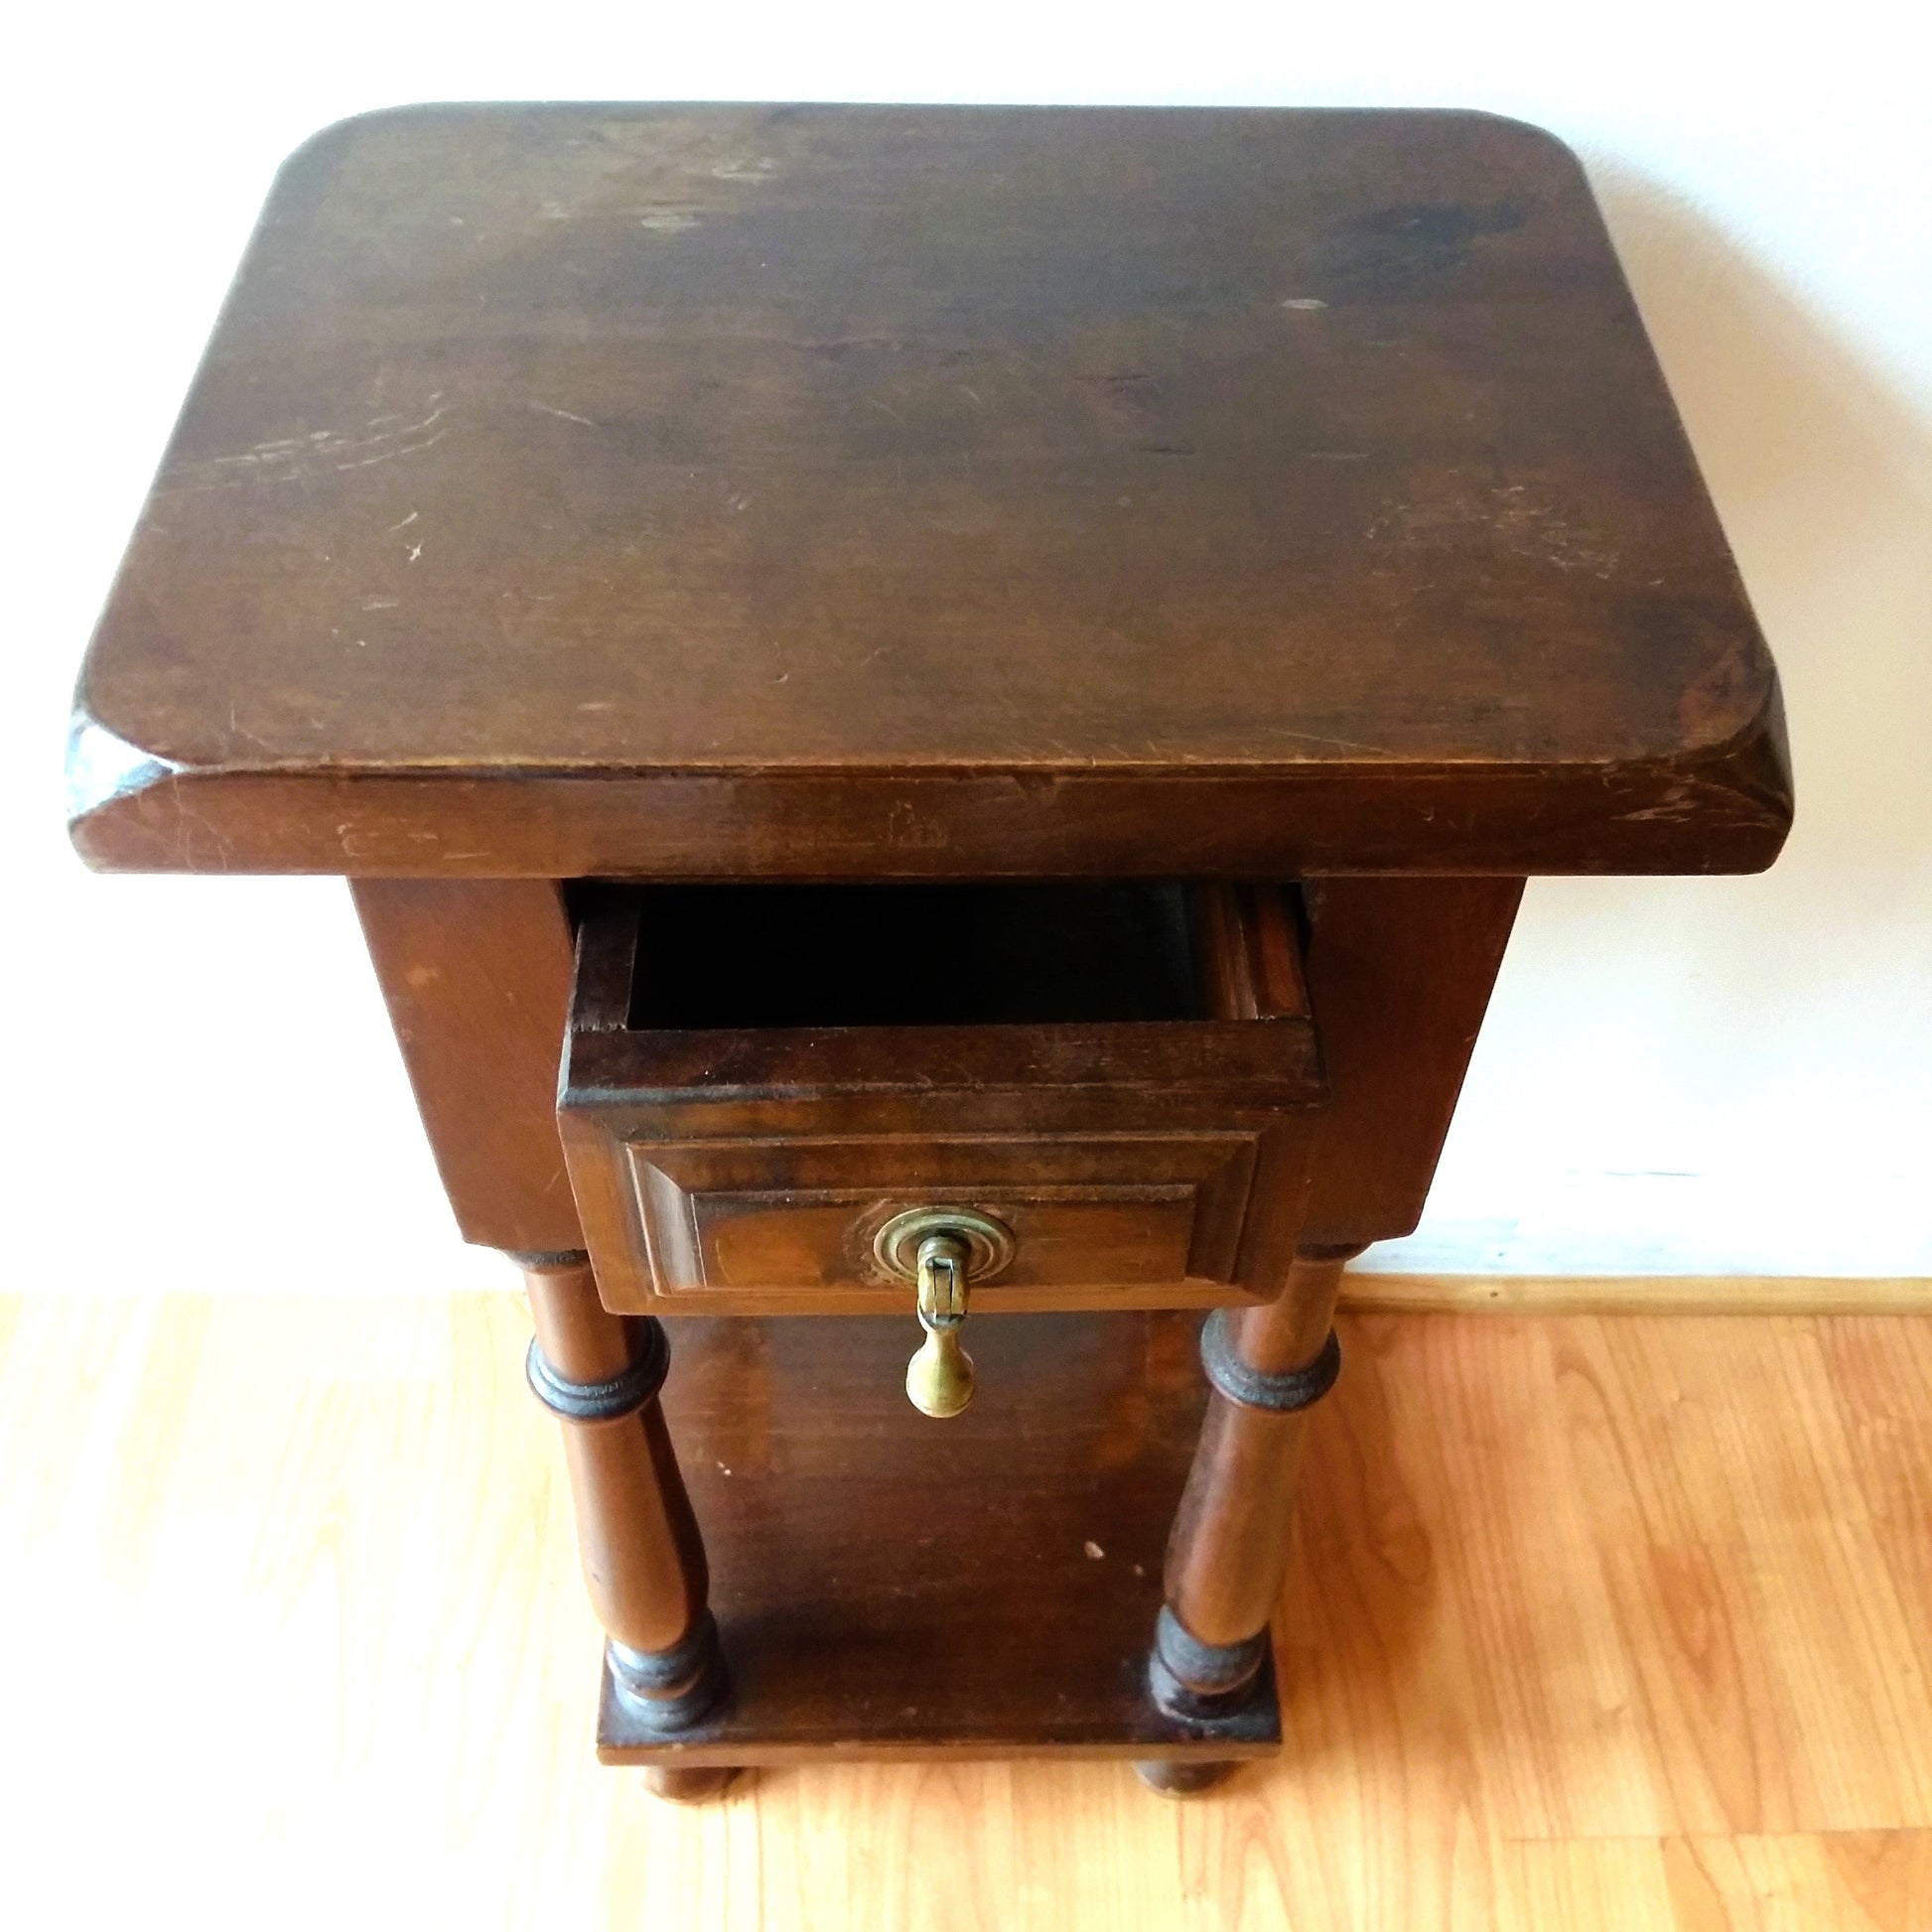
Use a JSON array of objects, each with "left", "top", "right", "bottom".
[{"left": 68, "top": 104, "right": 1790, "bottom": 1800}]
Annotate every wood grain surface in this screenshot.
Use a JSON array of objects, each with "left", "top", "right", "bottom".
[
  {"left": 68, "top": 104, "right": 1791, "bottom": 879},
  {"left": 1349, "top": 1274, "right": 1932, "bottom": 1314},
  {"left": 351, "top": 877, "right": 583, "bottom": 1252},
  {"left": 4, "top": 1294, "right": 1926, "bottom": 1929}
]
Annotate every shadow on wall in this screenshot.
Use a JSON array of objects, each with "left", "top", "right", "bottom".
[
  {"left": 1507, "top": 171, "right": 1932, "bottom": 1052},
  {"left": 1383, "top": 168, "right": 1932, "bottom": 1275},
  {"left": 1599, "top": 169, "right": 1932, "bottom": 873}
]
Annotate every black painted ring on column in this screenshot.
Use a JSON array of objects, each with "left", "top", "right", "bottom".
[
  {"left": 1147, "top": 1605, "right": 1269, "bottom": 1721},
  {"left": 525, "top": 1319, "right": 670, "bottom": 1422},
  {"left": 608, "top": 1610, "right": 730, "bottom": 1733},
  {"left": 1154, "top": 1604, "right": 1268, "bottom": 1695},
  {"left": 1199, "top": 1315, "right": 1341, "bottom": 1414},
  {"left": 506, "top": 1247, "right": 593, "bottom": 1271}
]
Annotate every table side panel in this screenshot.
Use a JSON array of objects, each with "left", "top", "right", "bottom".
[{"left": 350, "top": 877, "right": 584, "bottom": 1252}]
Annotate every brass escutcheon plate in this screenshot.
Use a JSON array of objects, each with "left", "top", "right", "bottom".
[{"left": 873, "top": 1206, "right": 1017, "bottom": 1286}]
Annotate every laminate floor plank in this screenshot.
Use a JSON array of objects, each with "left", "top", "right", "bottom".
[{"left": 2, "top": 1295, "right": 1928, "bottom": 1930}]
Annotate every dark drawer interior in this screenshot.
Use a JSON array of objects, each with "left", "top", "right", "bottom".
[{"left": 624, "top": 883, "right": 1201, "bottom": 1029}]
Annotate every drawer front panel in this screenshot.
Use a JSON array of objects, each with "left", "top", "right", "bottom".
[{"left": 617, "top": 1134, "right": 1262, "bottom": 1308}]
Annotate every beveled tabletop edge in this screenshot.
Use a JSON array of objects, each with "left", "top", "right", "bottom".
[{"left": 67, "top": 679, "right": 1791, "bottom": 880}]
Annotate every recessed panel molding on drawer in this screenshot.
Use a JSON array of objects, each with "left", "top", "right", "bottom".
[{"left": 623, "top": 1133, "right": 1264, "bottom": 1302}]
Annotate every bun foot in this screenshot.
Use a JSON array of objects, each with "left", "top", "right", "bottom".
[
  {"left": 642, "top": 1764, "right": 743, "bottom": 1804},
  {"left": 1134, "top": 1758, "right": 1239, "bottom": 1797}
]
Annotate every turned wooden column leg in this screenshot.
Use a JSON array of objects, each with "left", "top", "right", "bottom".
[
  {"left": 1136, "top": 1243, "right": 1361, "bottom": 1795},
  {"left": 515, "top": 1250, "right": 730, "bottom": 1756}
]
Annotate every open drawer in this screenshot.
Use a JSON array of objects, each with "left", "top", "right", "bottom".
[{"left": 559, "top": 883, "right": 1326, "bottom": 1316}]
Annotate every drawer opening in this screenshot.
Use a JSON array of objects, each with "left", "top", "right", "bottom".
[
  {"left": 621, "top": 883, "right": 1204, "bottom": 1030},
  {"left": 560, "top": 881, "right": 1322, "bottom": 1314}
]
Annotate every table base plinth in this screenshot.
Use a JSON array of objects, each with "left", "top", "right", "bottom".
[{"left": 593, "top": 1311, "right": 1281, "bottom": 1769}]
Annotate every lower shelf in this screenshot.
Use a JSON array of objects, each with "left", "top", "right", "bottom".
[{"left": 597, "top": 1310, "right": 1281, "bottom": 1766}]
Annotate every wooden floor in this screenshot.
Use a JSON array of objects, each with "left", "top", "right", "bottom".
[{"left": 2, "top": 1295, "right": 1928, "bottom": 1930}]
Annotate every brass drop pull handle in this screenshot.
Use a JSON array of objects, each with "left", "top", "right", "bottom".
[
  {"left": 873, "top": 1207, "right": 1017, "bottom": 1421},
  {"left": 907, "top": 1233, "right": 975, "bottom": 1418}
]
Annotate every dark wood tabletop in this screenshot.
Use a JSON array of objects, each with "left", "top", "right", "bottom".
[{"left": 69, "top": 103, "right": 1790, "bottom": 879}]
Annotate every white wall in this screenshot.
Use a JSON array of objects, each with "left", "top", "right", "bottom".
[{"left": 7, "top": 1, "right": 1928, "bottom": 1292}]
